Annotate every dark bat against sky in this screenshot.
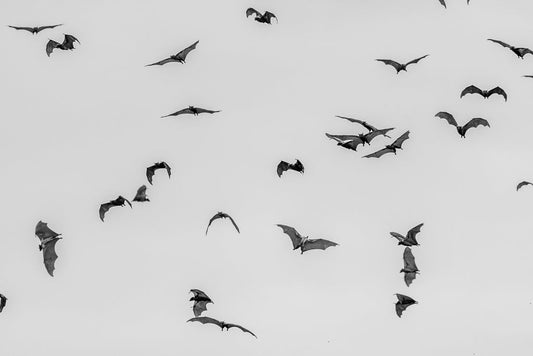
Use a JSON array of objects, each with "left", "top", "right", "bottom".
[
  {"left": 488, "top": 39, "right": 533, "bottom": 59},
  {"left": 277, "top": 159, "right": 304, "bottom": 177},
  {"left": 146, "top": 40, "right": 199, "bottom": 66},
  {"left": 376, "top": 55, "right": 429, "bottom": 73},
  {"left": 161, "top": 106, "right": 220, "bottom": 118},
  {"left": 0, "top": 294, "right": 6, "bottom": 313},
  {"left": 189, "top": 289, "right": 213, "bottom": 317},
  {"left": 401, "top": 247, "right": 419, "bottom": 287},
  {"left": 516, "top": 181, "right": 533, "bottom": 191},
  {"left": 46, "top": 34, "right": 79, "bottom": 57},
  {"left": 246, "top": 8, "right": 277, "bottom": 24},
  {"left": 99, "top": 196, "right": 132, "bottom": 222},
  {"left": 363, "top": 131, "right": 410, "bottom": 158},
  {"left": 35, "top": 221, "right": 63, "bottom": 276},
  {"left": 390, "top": 223, "right": 424, "bottom": 247},
  {"left": 9, "top": 24, "right": 62, "bottom": 34},
  {"left": 326, "top": 128, "right": 393, "bottom": 152},
  {"left": 435, "top": 112, "right": 490, "bottom": 138},
  {"left": 460, "top": 85, "right": 507, "bottom": 101},
  {"left": 277, "top": 224, "right": 338, "bottom": 254},
  {"left": 206, "top": 212, "right": 240, "bottom": 235},
  {"left": 188, "top": 316, "right": 257, "bottom": 338},
  {"left": 132, "top": 185, "right": 149, "bottom": 202},
  {"left": 395, "top": 294, "right": 417, "bottom": 318},
  {"left": 146, "top": 162, "right": 171, "bottom": 185}
]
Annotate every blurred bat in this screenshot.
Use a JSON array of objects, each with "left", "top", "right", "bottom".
[
  {"left": 363, "top": 131, "right": 409, "bottom": 158},
  {"left": 161, "top": 106, "right": 220, "bottom": 118},
  {"left": 132, "top": 185, "right": 149, "bottom": 202},
  {"left": 190, "top": 289, "right": 213, "bottom": 317},
  {"left": 438, "top": 0, "right": 446, "bottom": 8},
  {"left": 390, "top": 223, "right": 424, "bottom": 247},
  {"left": 146, "top": 162, "right": 171, "bottom": 185},
  {"left": 488, "top": 39, "right": 533, "bottom": 59},
  {"left": 146, "top": 40, "right": 199, "bottom": 66},
  {"left": 206, "top": 212, "right": 240, "bottom": 235},
  {"left": 188, "top": 316, "right": 257, "bottom": 338},
  {"left": 376, "top": 55, "right": 428, "bottom": 73},
  {"left": 35, "top": 221, "right": 63, "bottom": 277},
  {"left": 524, "top": 75, "right": 533, "bottom": 79},
  {"left": 435, "top": 112, "right": 490, "bottom": 138},
  {"left": 277, "top": 159, "right": 304, "bottom": 177},
  {"left": 460, "top": 85, "right": 507, "bottom": 101},
  {"left": 99, "top": 196, "right": 132, "bottom": 222},
  {"left": 46, "top": 34, "right": 79, "bottom": 56},
  {"left": 517, "top": 181, "right": 533, "bottom": 191},
  {"left": 9, "top": 24, "right": 62, "bottom": 34},
  {"left": 326, "top": 128, "right": 393, "bottom": 152},
  {"left": 395, "top": 294, "right": 417, "bottom": 318},
  {"left": 277, "top": 224, "right": 338, "bottom": 254},
  {"left": 246, "top": 8, "right": 277, "bottom": 24},
  {"left": 401, "top": 247, "right": 419, "bottom": 287},
  {"left": 0, "top": 294, "right": 6, "bottom": 313}
]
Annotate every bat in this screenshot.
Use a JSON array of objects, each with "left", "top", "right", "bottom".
[
  {"left": 9, "top": 24, "right": 62, "bottom": 34},
  {"left": 277, "top": 159, "right": 304, "bottom": 177},
  {"left": 99, "top": 196, "right": 132, "bottom": 222},
  {"left": 435, "top": 112, "right": 490, "bottom": 138},
  {"left": 401, "top": 247, "right": 419, "bottom": 287},
  {"left": 161, "top": 106, "right": 220, "bottom": 118},
  {"left": 363, "top": 131, "right": 410, "bottom": 158},
  {"left": 35, "top": 221, "right": 63, "bottom": 277},
  {"left": 246, "top": 8, "right": 277, "bottom": 24},
  {"left": 376, "top": 55, "right": 429, "bottom": 73},
  {"left": 146, "top": 40, "right": 199, "bottom": 66},
  {"left": 488, "top": 39, "right": 533, "bottom": 59},
  {"left": 0, "top": 294, "right": 6, "bottom": 313},
  {"left": 395, "top": 294, "right": 417, "bottom": 318},
  {"left": 146, "top": 162, "right": 171, "bottom": 185},
  {"left": 190, "top": 289, "right": 213, "bottom": 317},
  {"left": 46, "top": 34, "right": 79, "bottom": 57},
  {"left": 524, "top": 75, "right": 533, "bottom": 79},
  {"left": 188, "top": 316, "right": 257, "bottom": 338},
  {"left": 335, "top": 115, "right": 382, "bottom": 132},
  {"left": 517, "top": 181, "right": 533, "bottom": 191},
  {"left": 132, "top": 185, "right": 149, "bottom": 202},
  {"left": 276, "top": 224, "right": 338, "bottom": 254},
  {"left": 326, "top": 128, "right": 394, "bottom": 152},
  {"left": 206, "top": 212, "right": 240, "bottom": 235},
  {"left": 390, "top": 223, "right": 424, "bottom": 247},
  {"left": 438, "top": 0, "right": 446, "bottom": 8},
  {"left": 460, "top": 85, "right": 507, "bottom": 101}
]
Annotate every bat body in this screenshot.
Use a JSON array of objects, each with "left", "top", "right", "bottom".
[
  {"left": 395, "top": 294, "right": 417, "bottom": 318},
  {"left": 246, "top": 8, "right": 277, "bottom": 24},
  {"left": 363, "top": 131, "right": 409, "bottom": 158},
  {"left": 161, "top": 106, "right": 220, "bottom": 118},
  {"left": 277, "top": 159, "right": 304, "bottom": 177},
  {"left": 435, "top": 112, "right": 490, "bottom": 138},
  {"left": 326, "top": 128, "right": 393, "bottom": 152},
  {"left": 146, "top": 40, "right": 199, "bottom": 66},
  {"left": 460, "top": 85, "right": 507, "bottom": 101},
  {"left": 517, "top": 181, "right": 533, "bottom": 191},
  {"left": 206, "top": 212, "right": 240, "bottom": 235},
  {"left": 132, "top": 185, "right": 149, "bottom": 202},
  {"left": 401, "top": 247, "right": 419, "bottom": 287},
  {"left": 35, "top": 221, "right": 63, "bottom": 276},
  {"left": 390, "top": 223, "right": 424, "bottom": 247},
  {"left": 190, "top": 289, "right": 213, "bottom": 317},
  {"left": 488, "top": 39, "right": 533, "bottom": 59},
  {"left": 0, "top": 294, "right": 6, "bottom": 313},
  {"left": 146, "top": 162, "right": 171, "bottom": 185},
  {"left": 188, "top": 316, "right": 257, "bottom": 338},
  {"left": 9, "top": 24, "right": 62, "bottom": 34},
  {"left": 46, "top": 34, "right": 79, "bottom": 56},
  {"left": 376, "top": 55, "right": 428, "bottom": 73},
  {"left": 276, "top": 224, "right": 338, "bottom": 254},
  {"left": 99, "top": 196, "right": 132, "bottom": 222}
]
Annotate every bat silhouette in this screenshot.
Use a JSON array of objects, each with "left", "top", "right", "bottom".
[
  {"left": 146, "top": 40, "right": 199, "bottom": 66},
  {"left": 188, "top": 316, "right": 257, "bottom": 338},
  {"left": 395, "top": 294, "right": 417, "bottom": 318},
  {"left": 401, "top": 247, "right": 419, "bottom": 287},
  {"left": 190, "top": 289, "right": 213, "bottom": 317},
  {"left": 277, "top": 159, "right": 304, "bottom": 177},
  {"left": 488, "top": 39, "right": 533, "bottom": 59},
  {"left": 146, "top": 162, "right": 171, "bottom": 185},
  {"left": 9, "top": 24, "right": 62, "bottom": 34},
  {"left": 363, "top": 131, "right": 410, "bottom": 158},
  {"left": 335, "top": 115, "right": 384, "bottom": 132},
  {"left": 161, "top": 106, "right": 220, "bottom": 118},
  {"left": 376, "top": 55, "right": 428, "bottom": 73},
  {"left": 35, "top": 221, "right": 62, "bottom": 277},
  {"left": 460, "top": 85, "right": 507, "bottom": 101},
  {"left": 390, "top": 223, "right": 424, "bottom": 247},
  {"left": 206, "top": 212, "right": 240, "bottom": 235},
  {"left": 277, "top": 224, "right": 338, "bottom": 254},
  {"left": 435, "top": 112, "right": 490, "bottom": 138},
  {"left": 438, "top": 0, "right": 446, "bottom": 7},
  {"left": 246, "top": 8, "right": 277, "bottom": 24},
  {"left": 326, "top": 128, "right": 394, "bottom": 152},
  {"left": 132, "top": 185, "right": 149, "bottom": 202},
  {"left": 517, "top": 181, "right": 533, "bottom": 191},
  {"left": 99, "top": 196, "right": 132, "bottom": 222},
  {"left": 46, "top": 34, "right": 79, "bottom": 57},
  {"left": 0, "top": 294, "right": 6, "bottom": 313}
]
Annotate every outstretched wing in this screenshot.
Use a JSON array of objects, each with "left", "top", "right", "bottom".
[
  {"left": 146, "top": 57, "right": 175, "bottom": 67},
  {"left": 301, "top": 239, "right": 338, "bottom": 253},
  {"left": 226, "top": 214, "right": 241, "bottom": 233},
  {"left": 161, "top": 162, "right": 172, "bottom": 179},
  {"left": 276, "top": 224, "right": 303, "bottom": 249},
  {"left": 293, "top": 159, "right": 304, "bottom": 173},
  {"left": 263, "top": 11, "right": 278, "bottom": 23},
  {"left": 487, "top": 39, "right": 512, "bottom": 49},
  {"left": 205, "top": 214, "right": 221, "bottom": 235},
  {"left": 325, "top": 133, "right": 359, "bottom": 143},
  {"left": 277, "top": 161, "right": 290, "bottom": 177},
  {"left": 8, "top": 25, "right": 34, "bottom": 32},
  {"left": 405, "top": 223, "right": 424, "bottom": 245},
  {"left": 43, "top": 238, "right": 61, "bottom": 277},
  {"left": 35, "top": 221, "right": 61, "bottom": 243},
  {"left": 62, "top": 34, "right": 79, "bottom": 49},
  {"left": 335, "top": 116, "right": 378, "bottom": 131},
  {"left": 339, "top": 137, "right": 364, "bottom": 151},
  {"left": 194, "top": 108, "right": 220, "bottom": 114},
  {"left": 376, "top": 59, "right": 402, "bottom": 72},
  {"left": 161, "top": 108, "right": 194, "bottom": 118},
  {"left": 146, "top": 165, "right": 156, "bottom": 184},
  {"left": 193, "top": 300, "right": 211, "bottom": 317},
  {"left": 395, "top": 294, "right": 417, "bottom": 317},
  {"left": 246, "top": 8, "right": 262, "bottom": 18},
  {"left": 175, "top": 40, "right": 199, "bottom": 62},
  {"left": 405, "top": 55, "right": 429, "bottom": 66},
  {"left": 46, "top": 40, "right": 60, "bottom": 56},
  {"left": 363, "top": 147, "right": 394, "bottom": 158},
  {"left": 391, "top": 131, "right": 410, "bottom": 149},
  {"left": 99, "top": 202, "right": 113, "bottom": 221},
  {"left": 187, "top": 316, "right": 223, "bottom": 328},
  {"left": 487, "top": 87, "right": 507, "bottom": 101},
  {"left": 435, "top": 112, "right": 458, "bottom": 127},
  {"left": 438, "top": 0, "right": 447, "bottom": 8},
  {"left": 190, "top": 289, "right": 211, "bottom": 300},
  {"left": 0, "top": 294, "right": 6, "bottom": 313},
  {"left": 364, "top": 128, "right": 394, "bottom": 143},
  {"left": 516, "top": 181, "right": 533, "bottom": 191},
  {"left": 36, "top": 24, "right": 62, "bottom": 32},
  {"left": 390, "top": 232, "right": 406, "bottom": 243},
  {"left": 133, "top": 185, "right": 149, "bottom": 202},
  {"left": 460, "top": 85, "right": 483, "bottom": 98},
  {"left": 225, "top": 323, "right": 257, "bottom": 338},
  {"left": 463, "top": 118, "right": 490, "bottom": 135},
  {"left": 518, "top": 48, "right": 533, "bottom": 57}
]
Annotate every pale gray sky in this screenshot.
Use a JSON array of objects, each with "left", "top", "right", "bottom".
[{"left": 1, "top": 0, "right": 533, "bottom": 355}]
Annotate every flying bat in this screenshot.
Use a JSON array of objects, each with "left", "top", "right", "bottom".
[
  {"left": 190, "top": 289, "right": 213, "bottom": 317},
  {"left": 46, "top": 34, "right": 79, "bottom": 56},
  {"left": 206, "top": 212, "right": 240, "bottom": 235},
  {"left": 488, "top": 39, "right": 533, "bottom": 59},
  {"left": 132, "top": 185, "right": 149, "bottom": 202},
  {"left": 35, "top": 221, "right": 62, "bottom": 276},
  {"left": 435, "top": 112, "right": 490, "bottom": 138},
  {"left": 438, "top": 0, "right": 446, "bottom": 8},
  {"left": 395, "top": 294, "right": 417, "bottom": 318},
  {"left": 99, "top": 196, "right": 132, "bottom": 222},
  {"left": 276, "top": 224, "right": 338, "bottom": 254},
  {"left": 376, "top": 55, "right": 429, "bottom": 73},
  {"left": 146, "top": 162, "right": 171, "bottom": 185},
  {"left": 390, "top": 223, "right": 424, "bottom": 247},
  {"left": 146, "top": 40, "right": 199, "bottom": 66},
  {"left": 0, "top": 294, "right": 6, "bottom": 313},
  {"left": 246, "top": 8, "right": 277, "bottom": 24},
  {"left": 335, "top": 115, "right": 382, "bottom": 132},
  {"left": 517, "top": 181, "right": 533, "bottom": 191},
  {"left": 188, "top": 316, "right": 257, "bottom": 338},
  {"left": 363, "top": 131, "right": 410, "bottom": 158},
  {"left": 326, "top": 128, "right": 394, "bottom": 152},
  {"left": 161, "top": 106, "right": 220, "bottom": 118},
  {"left": 9, "top": 24, "right": 62, "bottom": 34},
  {"left": 277, "top": 159, "right": 304, "bottom": 177},
  {"left": 401, "top": 247, "right": 419, "bottom": 287},
  {"left": 524, "top": 75, "right": 533, "bottom": 79},
  {"left": 460, "top": 85, "right": 507, "bottom": 101}
]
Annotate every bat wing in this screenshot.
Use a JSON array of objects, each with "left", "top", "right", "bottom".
[
  {"left": 161, "top": 162, "right": 172, "bottom": 179},
  {"left": 205, "top": 213, "right": 223, "bottom": 235},
  {"left": 404, "top": 272, "right": 417, "bottom": 287},
  {"left": 518, "top": 48, "right": 533, "bottom": 57},
  {"left": 488, "top": 39, "right": 512, "bottom": 49},
  {"left": 35, "top": 221, "right": 61, "bottom": 243},
  {"left": 405, "top": 223, "right": 424, "bottom": 245},
  {"left": 435, "top": 112, "right": 458, "bottom": 127},
  {"left": 9, "top": 25, "right": 34, "bottom": 32},
  {"left": 301, "top": 239, "right": 338, "bottom": 253},
  {"left": 276, "top": 224, "right": 303, "bottom": 249},
  {"left": 376, "top": 59, "right": 402, "bottom": 72},
  {"left": 0, "top": 294, "right": 6, "bottom": 313},
  {"left": 227, "top": 215, "right": 241, "bottom": 233},
  {"left": 365, "top": 128, "right": 394, "bottom": 143},
  {"left": 187, "top": 316, "right": 223, "bottom": 328},
  {"left": 363, "top": 147, "right": 394, "bottom": 158},
  {"left": 395, "top": 294, "right": 417, "bottom": 317},
  {"left": 43, "top": 238, "right": 61, "bottom": 277},
  {"left": 460, "top": 85, "right": 483, "bottom": 98},
  {"left": 463, "top": 118, "right": 490, "bottom": 134},
  {"left": 335, "top": 116, "right": 378, "bottom": 131},
  {"left": 246, "top": 8, "right": 262, "bottom": 18},
  {"left": 133, "top": 185, "right": 149, "bottom": 202},
  {"left": 263, "top": 11, "right": 278, "bottom": 23},
  {"left": 225, "top": 323, "right": 257, "bottom": 338},
  {"left": 517, "top": 181, "right": 533, "bottom": 191},
  {"left": 161, "top": 108, "right": 193, "bottom": 118},
  {"left": 391, "top": 131, "right": 410, "bottom": 149},
  {"left": 175, "top": 40, "right": 199, "bottom": 61},
  {"left": 146, "top": 57, "right": 175, "bottom": 66},
  {"left": 325, "top": 133, "right": 359, "bottom": 143},
  {"left": 438, "top": 0, "right": 447, "bottom": 8},
  {"left": 99, "top": 202, "right": 113, "bottom": 221},
  {"left": 487, "top": 87, "right": 507, "bottom": 101},
  {"left": 277, "top": 161, "right": 290, "bottom": 177},
  {"left": 405, "top": 54, "right": 429, "bottom": 66},
  {"left": 46, "top": 40, "right": 60, "bottom": 56},
  {"left": 293, "top": 159, "right": 304, "bottom": 173},
  {"left": 146, "top": 166, "right": 156, "bottom": 185},
  {"left": 62, "top": 34, "right": 79, "bottom": 49},
  {"left": 190, "top": 289, "right": 211, "bottom": 300},
  {"left": 36, "top": 24, "right": 63, "bottom": 32},
  {"left": 193, "top": 300, "right": 211, "bottom": 317},
  {"left": 403, "top": 247, "right": 418, "bottom": 270},
  {"left": 194, "top": 108, "right": 220, "bottom": 114},
  {"left": 339, "top": 137, "right": 364, "bottom": 151},
  {"left": 390, "top": 232, "right": 405, "bottom": 243}
]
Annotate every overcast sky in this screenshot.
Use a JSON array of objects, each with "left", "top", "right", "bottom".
[{"left": 1, "top": 0, "right": 533, "bottom": 355}]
